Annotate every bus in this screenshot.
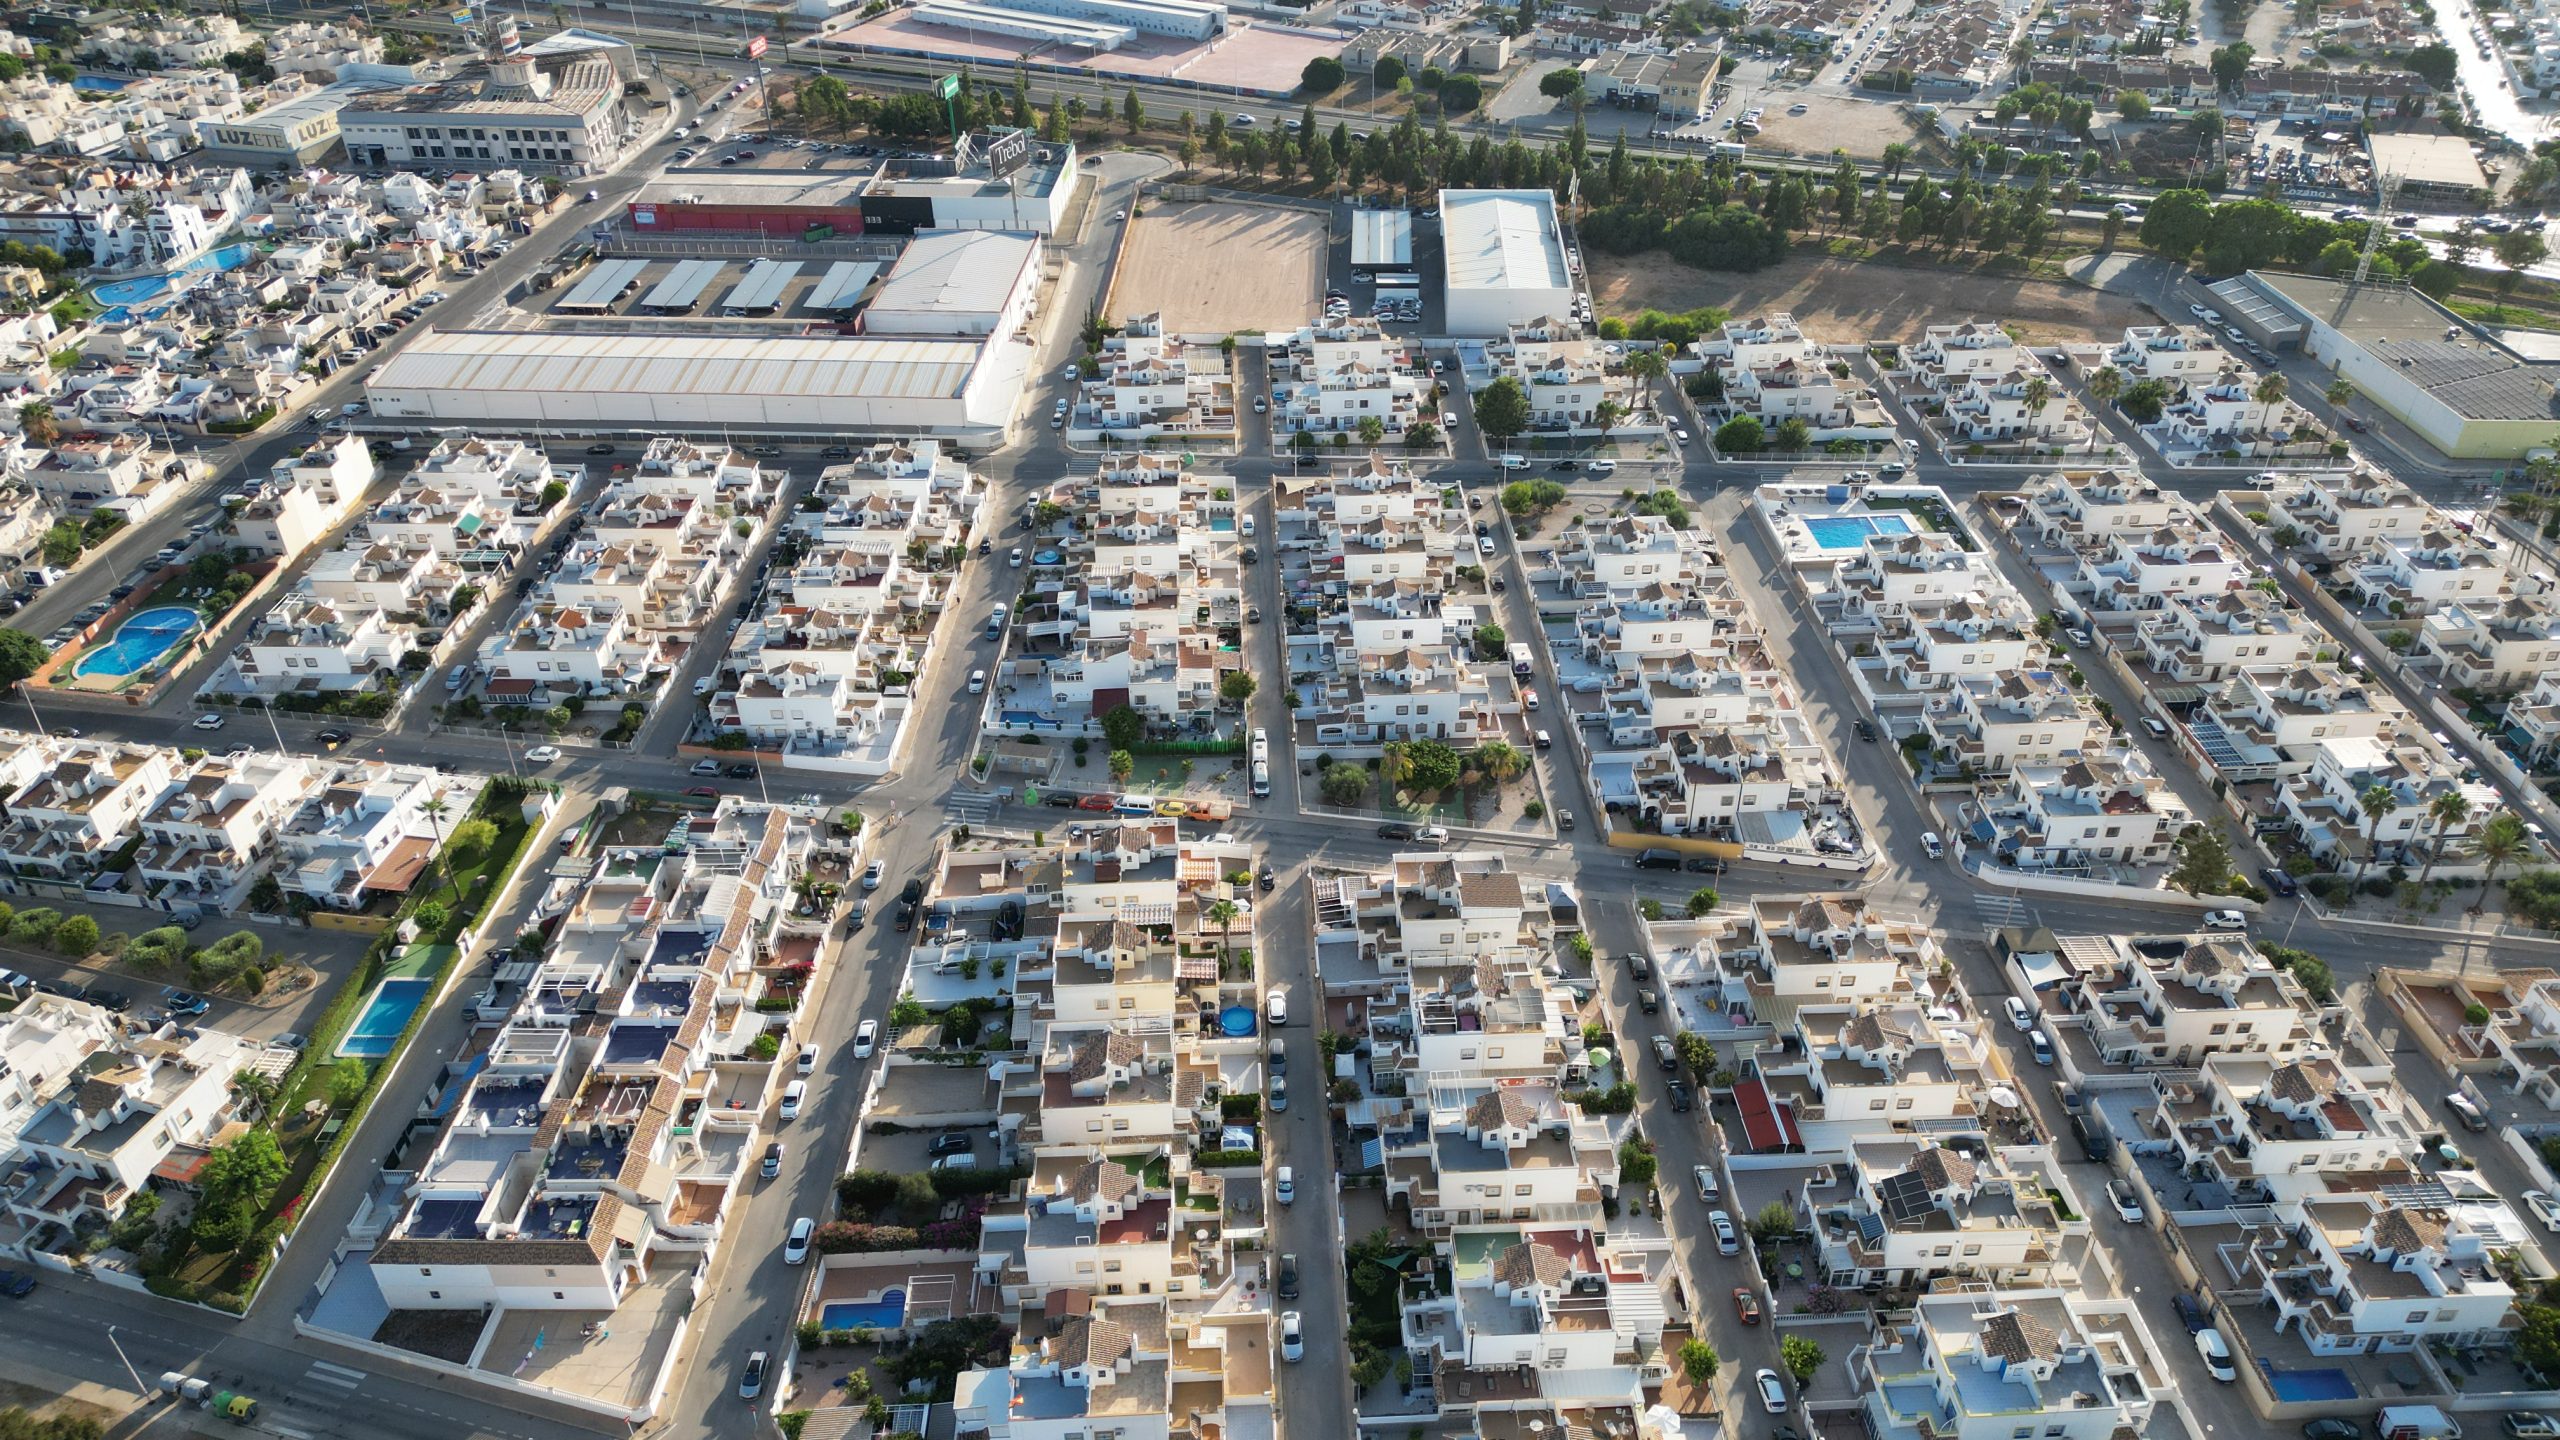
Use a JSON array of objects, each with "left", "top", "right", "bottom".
[{"left": 1250, "top": 728, "right": 1271, "bottom": 798}]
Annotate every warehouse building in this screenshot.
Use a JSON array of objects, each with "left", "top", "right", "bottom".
[
  {"left": 2224, "top": 270, "right": 2560, "bottom": 460},
  {"left": 363, "top": 329, "right": 1023, "bottom": 436},
  {"left": 1439, "top": 188, "right": 1577, "bottom": 336},
  {"left": 1352, "top": 209, "right": 1413, "bottom": 270},
  {"left": 625, "top": 133, "right": 1076, "bottom": 237},
  {"left": 861, "top": 230, "right": 1042, "bottom": 337},
  {"left": 2366, "top": 131, "right": 2493, "bottom": 205},
  {"left": 339, "top": 40, "right": 631, "bottom": 176},
  {"left": 908, "top": 0, "right": 1138, "bottom": 49}
]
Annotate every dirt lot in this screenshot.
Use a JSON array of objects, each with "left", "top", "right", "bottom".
[
  {"left": 1738, "top": 95, "right": 1928, "bottom": 162},
  {"left": 1110, "top": 201, "right": 1327, "bottom": 335},
  {"left": 1588, "top": 251, "right": 2157, "bottom": 344}
]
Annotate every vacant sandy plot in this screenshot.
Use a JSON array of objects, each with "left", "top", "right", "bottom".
[
  {"left": 1740, "top": 95, "right": 1928, "bottom": 163},
  {"left": 1588, "top": 252, "right": 2156, "bottom": 344},
  {"left": 1111, "top": 202, "right": 1327, "bottom": 335}
]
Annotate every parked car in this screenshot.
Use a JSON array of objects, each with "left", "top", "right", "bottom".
[
  {"left": 2257, "top": 866, "right": 2299, "bottom": 897},
  {"left": 691, "top": 758, "right": 722, "bottom": 776},
  {"left": 928, "top": 1131, "right": 973, "bottom": 1159},
  {"left": 1733, "top": 1286, "right": 1761, "bottom": 1324},
  {"left": 760, "top": 1143, "right": 784, "bottom": 1179},
  {"left": 2106, "top": 1179, "right": 2143, "bottom": 1223},
  {"left": 2525, "top": 1190, "right": 2560, "bottom": 1232},
  {"left": 1920, "top": 832, "right": 1944, "bottom": 859},
  {"left": 1754, "top": 1368, "right": 1788, "bottom": 1413},
  {"left": 2200, "top": 909, "right": 2247, "bottom": 931},
  {"left": 853, "top": 1019, "right": 879, "bottom": 1057},
  {"left": 2302, "top": 1421, "right": 2363, "bottom": 1440},
  {"left": 783, "top": 1217, "right": 814, "bottom": 1264},
  {"left": 2446, "top": 1091, "right": 2490, "bottom": 1131},
  {"left": 2172, "top": 1293, "right": 2208, "bottom": 1333},
  {"left": 2193, "top": 1327, "right": 2236, "bottom": 1382},
  {"left": 1277, "top": 1253, "right": 1300, "bottom": 1302},
  {"left": 1280, "top": 1312, "right": 1304, "bottom": 1362},
  {"left": 1665, "top": 1079, "right": 1693, "bottom": 1112},
  {"left": 191, "top": 713, "right": 225, "bottom": 731},
  {"left": 1852, "top": 718, "right": 1877, "bottom": 742},
  {"left": 862, "top": 860, "right": 885, "bottom": 890},
  {"left": 1693, "top": 1165, "right": 1721, "bottom": 1202},
  {"left": 1709, "top": 1210, "right": 1739, "bottom": 1255},
  {"left": 0, "top": 1270, "right": 33, "bottom": 1299},
  {"left": 524, "top": 745, "right": 561, "bottom": 764},
  {"left": 738, "top": 1350, "right": 768, "bottom": 1399},
  {"left": 2003, "top": 996, "right": 2034, "bottom": 1031}
]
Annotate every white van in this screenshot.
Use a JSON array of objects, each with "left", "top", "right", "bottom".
[
  {"left": 778, "top": 1080, "right": 806, "bottom": 1120},
  {"left": 1496, "top": 453, "right": 1529, "bottom": 470}
]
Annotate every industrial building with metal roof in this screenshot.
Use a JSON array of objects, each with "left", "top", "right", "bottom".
[
  {"left": 859, "top": 229, "right": 1042, "bottom": 338},
  {"left": 362, "top": 329, "right": 1021, "bottom": 436},
  {"left": 1439, "top": 189, "right": 1576, "bottom": 336},
  {"left": 2221, "top": 270, "right": 2560, "bottom": 459},
  {"left": 1352, "top": 210, "right": 1413, "bottom": 269}
]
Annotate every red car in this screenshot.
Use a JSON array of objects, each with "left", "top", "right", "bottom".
[
  {"left": 1077, "top": 793, "right": 1115, "bottom": 811},
  {"left": 2344, "top": 416, "right": 2369, "bottom": 433},
  {"left": 1733, "top": 1287, "right": 1762, "bottom": 1325},
  {"left": 685, "top": 786, "right": 719, "bottom": 799}
]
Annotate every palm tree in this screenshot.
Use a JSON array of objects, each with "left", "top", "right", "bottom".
[
  {"left": 1625, "top": 348, "right": 1669, "bottom": 385},
  {"left": 2021, "top": 375, "right": 2054, "bottom": 425},
  {"left": 2415, "top": 790, "right": 2472, "bottom": 887},
  {"left": 1205, "top": 898, "right": 1239, "bottom": 958},
  {"left": 16, "top": 402, "right": 57, "bottom": 448},
  {"left": 419, "top": 795, "right": 455, "bottom": 902},
  {"left": 2086, "top": 366, "right": 2124, "bottom": 408},
  {"left": 1378, "top": 741, "right": 1413, "bottom": 793},
  {"left": 2252, "top": 371, "right": 2289, "bottom": 411},
  {"left": 2473, "top": 810, "right": 2530, "bottom": 914},
  {"left": 2357, "top": 783, "right": 2397, "bottom": 876},
  {"left": 230, "top": 1068, "right": 279, "bottom": 1118},
  {"left": 1591, "top": 399, "right": 1626, "bottom": 445},
  {"left": 2323, "top": 378, "right": 2354, "bottom": 409},
  {"left": 1882, "top": 142, "right": 1912, "bottom": 185},
  {"left": 1476, "top": 741, "right": 1525, "bottom": 783}
]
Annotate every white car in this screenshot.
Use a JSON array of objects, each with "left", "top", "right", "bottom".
[
  {"left": 1919, "top": 832, "right": 1944, "bottom": 859},
  {"left": 2193, "top": 1327, "right": 2236, "bottom": 1382},
  {"left": 2004, "top": 995, "right": 2034, "bottom": 1031},
  {"left": 1274, "top": 1165, "right": 1295, "bottom": 1204},
  {"left": 862, "top": 860, "right": 885, "bottom": 890},
  {"left": 2188, "top": 303, "right": 2210, "bottom": 318},
  {"left": 1693, "top": 1164, "right": 1720, "bottom": 1202},
  {"left": 191, "top": 713, "right": 225, "bottom": 731},
  {"left": 1709, "top": 1209, "right": 1739, "bottom": 1255},
  {"left": 1586, "top": 458, "right": 1616, "bottom": 474},
  {"left": 1280, "top": 1311, "right": 1304, "bottom": 1362},
  {"left": 2106, "top": 1179, "right": 2144, "bottom": 1223},
  {"left": 797, "top": 1043, "right": 820, "bottom": 1076},
  {"left": 853, "top": 1019, "right": 879, "bottom": 1058},
  {"left": 2201, "top": 909, "right": 2247, "bottom": 931},
  {"left": 1754, "top": 1368, "right": 1789, "bottom": 1413},
  {"left": 783, "top": 1216, "right": 814, "bottom": 1264},
  {"left": 2527, "top": 1191, "right": 2560, "bottom": 1233},
  {"left": 1478, "top": 535, "right": 1495, "bottom": 556},
  {"left": 1442, "top": 411, "right": 1458, "bottom": 428},
  {"left": 968, "top": 669, "right": 986, "bottom": 694},
  {"left": 1009, "top": 547, "right": 1025, "bottom": 568}
]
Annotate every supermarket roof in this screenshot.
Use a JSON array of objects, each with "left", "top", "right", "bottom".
[
  {"left": 369, "top": 330, "right": 989, "bottom": 402},
  {"left": 867, "top": 230, "right": 1038, "bottom": 317},
  {"left": 1352, "top": 209, "right": 1413, "bottom": 268},
  {"left": 1440, "top": 189, "right": 1570, "bottom": 293}
]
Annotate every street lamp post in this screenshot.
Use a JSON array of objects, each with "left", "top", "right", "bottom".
[{"left": 103, "top": 1326, "right": 149, "bottom": 1397}]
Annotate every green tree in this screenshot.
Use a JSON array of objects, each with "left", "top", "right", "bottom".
[
  {"left": 2208, "top": 42, "right": 2254, "bottom": 91},
  {"left": 1685, "top": 887, "right": 1719, "bottom": 917},
  {"left": 1320, "top": 764, "right": 1372, "bottom": 806},
  {"left": 1751, "top": 1200, "right": 1797, "bottom": 1240},
  {"left": 1472, "top": 622, "right": 1508, "bottom": 659},
  {"left": 15, "top": 402, "right": 57, "bottom": 448},
  {"left": 1539, "top": 67, "right": 1586, "bottom": 102},
  {"left": 2404, "top": 43, "right": 2458, "bottom": 89},
  {"left": 2138, "top": 188, "right": 2214, "bottom": 260},
  {"left": 327, "top": 1056, "right": 369, "bottom": 1110},
  {"left": 1101, "top": 703, "right": 1146, "bottom": 753},
  {"left": 1714, "top": 415, "right": 1765, "bottom": 453},
  {"left": 445, "top": 817, "right": 499, "bottom": 862},
  {"left": 2496, "top": 229, "right": 2550, "bottom": 299},
  {"left": 0, "top": 629, "right": 47, "bottom": 688},
  {"left": 2169, "top": 824, "right": 2235, "bottom": 894},
  {"left": 1474, "top": 740, "right": 1525, "bottom": 783},
  {"left": 1780, "top": 1335, "right": 1825, "bottom": 1386},
  {"left": 1373, "top": 56, "right": 1407, "bottom": 90},
  {"left": 1219, "top": 671, "right": 1257, "bottom": 704},
  {"left": 2115, "top": 90, "right": 2150, "bottom": 119},
  {"left": 1679, "top": 1338, "right": 1719, "bottom": 1384},
  {"left": 1473, "top": 376, "right": 1531, "bottom": 441},
  {"left": 1301, "top": 55, "right": 1345, "bottom": 93},
  {"left": 53, "top": 914, "right": 98, "bottom": 958},
  {"left": 1121, "top": 88, "right": 1145, "bottom": 135},
  {"left": 1442, "top": 74, "right": 1483, "bottom": 113},
  {"left": 2358, "top": 782, "right": 2398, "bottom": 875},
  {"left": 1206, "top": 898, "right": 1240, "bottom": 956},
  {"left": 2119, "top": 378, "right": 2170, "bottom": 423},
  {"left": 1402, "top": 739, "right": 1463, "bottom": 794},
  {"left": 1108, "top": 749, "right": 1135, "bottom": 783}
]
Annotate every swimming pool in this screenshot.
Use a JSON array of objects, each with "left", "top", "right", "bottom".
[
  {"left": 820, "top": 1288, "right": 908, "bottom": 1332},
  {"left": 1218, "top": 1005, "right": 1256, "bottom": 1037},
  {"left": 91, "top": 243, "right": 255, "bottom": 308},
  {"left": 337, "top": 977, "right": 435, "bottom": 1059},
  {"left": 2256, "top": 1363, "right": 2354, "bottom": 1403},
  {"left": 1804, "top": 513, "right": 1914, "bottom": 551},
  {"left": 72, "top": 74, "right": 129, "bottom": 93},
  {"left": 71, "top": 606, "right": 202, "bottom": 680}
]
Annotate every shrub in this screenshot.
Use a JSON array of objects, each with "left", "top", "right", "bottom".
[
  {"left": 53, "top": 914, "right": 99, "bottom": 957},
  {"left": 8, "top": 908, "right": 61, "bottom": 943}
]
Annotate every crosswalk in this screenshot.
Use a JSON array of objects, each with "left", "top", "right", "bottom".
[
  {"left": 300, "top": 1360, "right": 366, "bottom": 1400},
  {"left": 1971, "top": 894, "right": 2032, "bottom": 929},
  {"left": 944, "top": 792, "right": 996, "bottom": 826}
]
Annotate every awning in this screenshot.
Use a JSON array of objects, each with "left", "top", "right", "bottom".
[
  {"left": 485, "top": 677, "right": 537, "bottom": 697},
  {"left": 1735, "top": 1078, "right": 1802, "bottom": 1153},
  {"left": 152, "top": 1147, "right": 213, "bottom": 1186},
  {"left": 361, "top": 834, "right": 436, "bottom": 894}
]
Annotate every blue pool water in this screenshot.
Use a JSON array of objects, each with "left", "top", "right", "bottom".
[
  {"left": 1219, "top": 1005, "right": 1256, "bottom": 1037},
  {"left": 71, "top": 606, "right": 202, "bottom": 679},
  {"left": 337, "top": 978, "right": 434, "bottom": 1059},
  {"left": 1033, "top": 549, "right": 1062, "bottom": 565},
  {"left": 1804, "top": 513, "right": 1914, "bottom": 551},
  {"left": 72, "top": 74, "right": 129, "bottom": 93},
  {"left": 820, "top": 1289, "right": 907, "bottom": 1331},
  {"left": 2257, "top": 1364, "right": 2354, "bottom": 1403},
  {"left": 91, "top": 243, "right": 255, "bottom": 308}
]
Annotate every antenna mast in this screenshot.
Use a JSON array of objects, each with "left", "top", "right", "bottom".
[{"left": 2352, "top": 169, "right": 2401, "bottom": 286}]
